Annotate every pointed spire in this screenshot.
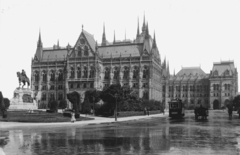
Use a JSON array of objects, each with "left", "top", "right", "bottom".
[
  {"left": 167, "top": 61, "right": 170, "bottom": 75},
  {"left": 113, "top": 30, "right": 115, "bottom": 43},
  {"left": 162, "top": 56, "right": 166, "bottom": 69},
  {"left": 146, "top": 22, "right": 149, "bottom": 36},
  {"left": 38, "top": 29, "right": 42, "bottom": 47},
  {"left": 125, "top": 28, "right": 126, "bottom": 40},
  {"left": 152, "top": 31, "right": 157, "bottom": 48},
  {"left": 82, "top": 24, "right": 84, "bottom": 31},
  {"left": 102, "top": 23, "right": 107, "bottom": 46},
  {"left": 95, "top": 41, "right": 98, "bottom": 51},
  {"left": 137, "top": 17, "right": 140, "bottom": 37},
  {"left": 57, "top": 40, "right": 59, "bottom": 48},
  {"left": 142, "top": 12, "right": 146, "bottom": 32}
]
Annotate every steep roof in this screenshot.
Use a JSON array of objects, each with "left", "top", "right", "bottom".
[
  {"left": 98, "top": 44, "right": 143, "bottom": 58},
  {"left": 211, "top": 61, "right": 236, "bottom": 76},
  {"left": 41, "top": 48, "right": 69, "bottom": 61},
  {"left": 82, "top": 30, "right": 96, "bottom": 51},
  {"left": 176, "top": 67, "right": 206, "bottom": 76}
]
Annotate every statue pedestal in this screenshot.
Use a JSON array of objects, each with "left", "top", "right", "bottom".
[{"left": 9, "top": 88, "right": 38, "bottom": 110}]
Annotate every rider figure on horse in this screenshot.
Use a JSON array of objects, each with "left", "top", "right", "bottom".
[{"left": 22, "top": 69, "right": 26, "bottom": 78}]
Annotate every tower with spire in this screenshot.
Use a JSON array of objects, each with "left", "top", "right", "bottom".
[
  {"left": 35, "top": 30, "right": 43, "bottom": 61},
  {"left": 101, "top": 23, "right": 107, "bottom": 46}
]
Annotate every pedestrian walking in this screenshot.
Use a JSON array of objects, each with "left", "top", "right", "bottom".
[
  {"left": 147, "top": 108, "right": 149, "bottom": 116},
  {"left": 71, "top": 112, "right": 76, "bottom": 123},
  {"left": 144, "top": 107, "right": 147, "bottom": 115}
]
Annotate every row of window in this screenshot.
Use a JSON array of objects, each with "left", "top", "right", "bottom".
[
  {"left": 104, "top": 67, "right": 149, "bottom": 80},
  {"left": 166, "top": 94, "right": 209, "bottom": 98},
  {"left": 34, "top": 72, "right": 64, "bottom": 82},
  {"left": 165, "top": 85, "right": 209, "bottom": 92},
  {"left": 165, "top": 93, "right": 231, "bottom": 98},
  {"left": 70, "top": 67, "right": 94, "bottom": 79},
  {"left": 42, "top": 93, "right": 63, "bottom": 101},
  {"left": 35, "top": 85, "right": 63, "bottom": 91},
  {"left": 69, "top": 82, "right": 94, "bottom": 89},
  {"left": 213, "top": 84, "right": 231, "bottom": 90}
]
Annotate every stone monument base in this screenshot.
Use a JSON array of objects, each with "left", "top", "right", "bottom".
[{"left": 9, "top": 88, "right": 38, "bottom": 110}]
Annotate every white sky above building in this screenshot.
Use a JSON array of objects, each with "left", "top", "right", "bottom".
[{"left": 1, "top": 0, "right": 240, "bottom": 98}]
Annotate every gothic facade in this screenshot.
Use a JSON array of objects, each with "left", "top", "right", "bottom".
[
  {"left": 31, "top": 17, "right": 163, "bottom": 108},
  {"left": 161, "top": 61, "right": 238, "bottom": 109}
]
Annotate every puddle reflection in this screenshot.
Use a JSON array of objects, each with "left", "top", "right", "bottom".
[{"left": 1, "top": 111, "right": 240, "bottom": 154}]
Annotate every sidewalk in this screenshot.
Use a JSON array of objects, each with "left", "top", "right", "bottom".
[{"left": 0, "top": 112, "right": 168, "bottom": 129}]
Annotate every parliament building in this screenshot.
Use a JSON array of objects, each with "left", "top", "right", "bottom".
[
  {"left": 31, "top": 16, "right": 238, "bottom": 109},
  {"left": 31, "top": 17, "right": 163, "bottom": 109}
]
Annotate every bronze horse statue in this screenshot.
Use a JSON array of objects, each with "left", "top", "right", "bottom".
[{"left": 17, "top": 72, "right": 30, "bottom": 88}]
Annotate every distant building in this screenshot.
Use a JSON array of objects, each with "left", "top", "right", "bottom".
[
  {"left": 31, "top": 16, "right": 163, "bottom": 108},
  {"left": 162, "top": 61, "right": 238, "bottom": 109}
]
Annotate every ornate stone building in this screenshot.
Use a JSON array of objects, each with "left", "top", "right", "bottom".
[
  {"left": 161, "top": 61, "right": 238, "bottom": 109},
  {"left": 31, "top": 17, "right": 163, "bottom": 108}
]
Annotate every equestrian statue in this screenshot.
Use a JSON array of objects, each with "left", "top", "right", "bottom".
[{"left": 17, "top": 69, "right": 30, "bottom": 88}]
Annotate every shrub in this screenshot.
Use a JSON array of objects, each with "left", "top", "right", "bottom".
[
  {"left": 48, "top": 100, "right": 58, "bottom": 112},
  {"left": 3, "top": 98, "right": 10, "bottom": 109}
]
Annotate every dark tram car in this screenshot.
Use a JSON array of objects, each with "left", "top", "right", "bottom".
[{"left": 168, "top": 98, "right": 185, "bottom": 118}]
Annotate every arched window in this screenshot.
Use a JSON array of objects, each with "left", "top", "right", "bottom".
[
  {"left": 143, "top": 66, "right": 148, "bottom": 78},
  {"left": 214, "top": 70, "right": 218, "bottom": 76},
  {"left": 113, "top": 67, "right": 119, "bottom": 79},
  {"left": 83, "top": 67, "right": 88, "bottom": 78},
  {"left": 50, "top": 70, "right": 55, "bottom": 81},
  {"left": 78, "top": 46, "right": 82, "bottom": 57},
  {"left": 43, "top": 70, "right": 47, "bottom": 82},
  {"left": 84, "top": 46, "right": 88, "bottom": 56},
  {"left": 123, "top": 66, "right": 128, "bottom": 79},
  {"left": 58, "top": 70, "right": 63, "bottom": 81},
  {"left": 34, "top": 71, "right": 39, "bottom": 82},
  {"left": 228, "top": 84, "right": 231, "bottom": 90},
  {"left": 89, "top": 66, "right": 95, "bottom": 78},
  {"left": 133, "top": 66, "right": 138, "bottom": 79},
  {"left": 70, "top": 67, "right": 74, "bottom": 79},
  {"left": 77, "top": 67, "right": 81, "bottom": 78},
  {"left": 104, "top": 67, "right": 110, "bottom": 79}
]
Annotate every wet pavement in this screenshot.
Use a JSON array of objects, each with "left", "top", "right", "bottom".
[{"left": 1, "top": 110, "right": 240, "bottom": 155}]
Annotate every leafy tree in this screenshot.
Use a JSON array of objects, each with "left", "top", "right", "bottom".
[
  {"left": 0, "top": 91, "right": 7, "bottom": 118},
  {"left": 67, "top": 91, "right": 81, "bottom": 115},
  {"left": 59, "top": 99, "right": 67, "bottom": 112},
  {"left": 233, "top": 95, "right": 240, "bottom": 109},
  {"left": 48, "top": 99, "right": 58, "bottom": 112},
  {"left": 82, "top": 89, "right": 101, "bottom": 114},
  {"left": 3, "top": 98, "right": 10, "bottom": 109}
]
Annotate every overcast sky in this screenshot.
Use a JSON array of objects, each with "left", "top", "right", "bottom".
[{"left": 1, "top": 0, "right": 240, "bottom": 98}]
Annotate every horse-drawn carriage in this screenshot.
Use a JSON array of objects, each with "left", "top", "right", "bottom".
[{"left": 194, "top": 105, "right": 208, "bottom": 120}]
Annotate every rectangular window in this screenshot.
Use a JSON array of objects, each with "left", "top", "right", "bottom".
[
  {"left": 50, "top": 85, "right": 55, "bottom": 90},
  {"left": 90, "top": 83, "right": 94, "bottom": 88},
  {"left": 77, "top": 83, "right": 80, "bottom": 88},
  {"left": 83, "top": 83, "right": 87, "bottom": 88},
  {"left": 35, "top": 86, "right": 38, "bottom": 91},
  {"left": 58, "top": 85, "right": 63, "bottom": 90},
  {"left": 42, "top": 85, "right": 47, "bottom": 90}
]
